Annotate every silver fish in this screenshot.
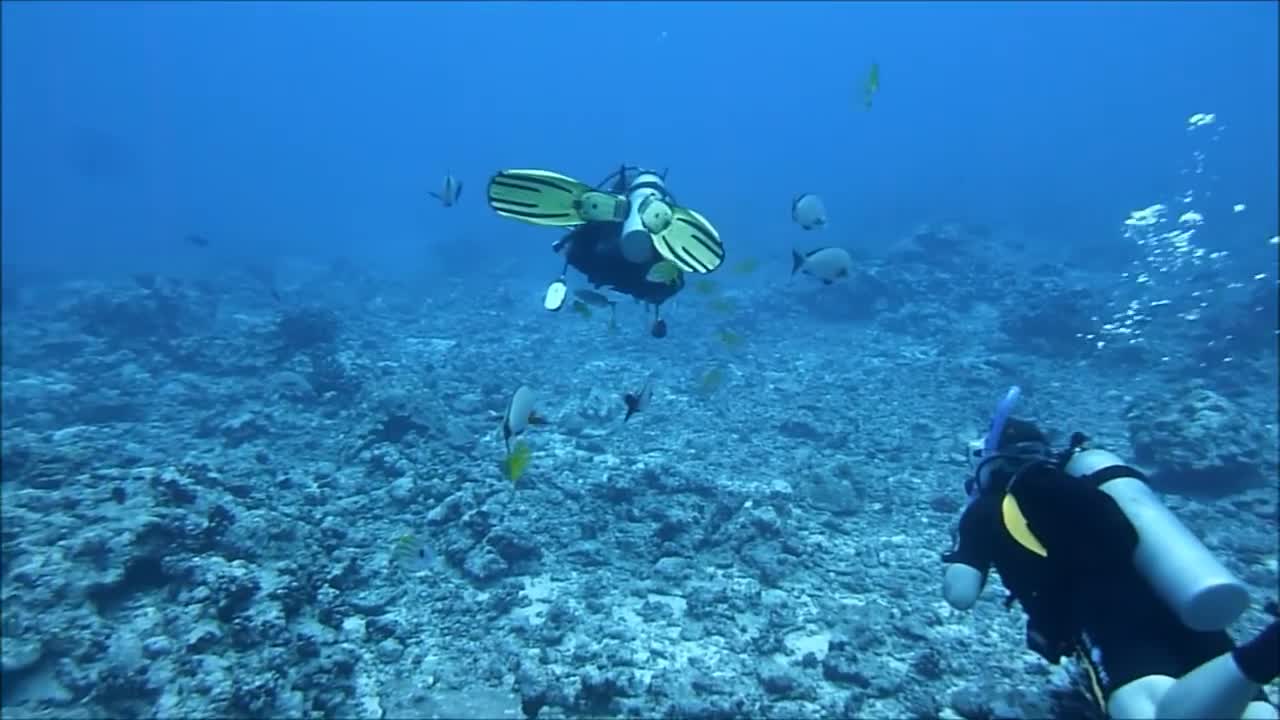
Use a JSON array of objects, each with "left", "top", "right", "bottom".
[
  {"left": 791, "top": 193, "right": 827, "bottom": 230},
  {"left": 791, "top": 247, "right": 852, "bottom": 285},
  {"left": 430, "top": 174, "right": 462, "bottom": 207},
  {"left": 392, "top": 532, "right": 436, "bottom": 574},
  {"left": 502, "top": 385, "right": 545, "bottom": 451},
  {"left": 573, "top": 289, "right": 617, "bottom": 308}
]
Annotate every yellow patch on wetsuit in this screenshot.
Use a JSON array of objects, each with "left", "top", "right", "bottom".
[{"left": 1001, "top": 493, "right": 1048, "bottom": 557}]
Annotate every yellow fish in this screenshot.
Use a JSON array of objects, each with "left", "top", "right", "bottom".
[
  {"left": 862, "top": 61, "right": 880, "bottom": 111},
  {"left": 502, "top": 440, "right": 532, "bottom": 485},
  {"left": 646, "top": 260, "right": 682, "bottom": 285},
  {"left": 717, "top": 329, "right": 744, "bottom": 348},
  {"left": 699, "top": 366, "right": 725, "bottom": 395},
  {"left": 708, "top": 297, "right": 736, "bottom": 314},
  {"left": 693, "top": 279, "right": 719, "bottom": 296}
]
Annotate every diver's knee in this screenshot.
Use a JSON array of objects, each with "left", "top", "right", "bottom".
[{"left": 1108, "top": 675, "right": 1173, "bottom": 719}]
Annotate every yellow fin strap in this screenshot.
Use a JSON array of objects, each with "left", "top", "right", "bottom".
[{"left": 1002, "top": 494, "right": 1048, "bottom": 557}]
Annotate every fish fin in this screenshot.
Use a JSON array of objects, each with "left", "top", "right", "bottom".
[
  {"left": 791, "top": 250, "right": 805, "bottom": 275},
  {"left": 653, "top": 206, "right": 724, "bottom": 274},
  {"left": 455, "top": 181, "right": 463, "bottom": 203},
  {"left": 429, "top": 191, "right": 442, "bottom": 202},
  {"left": 527, "top": 412, "right": 548, "bottom": 426},
  {"left": 622, "top": 393, "right": 639, "bottom": 421}
]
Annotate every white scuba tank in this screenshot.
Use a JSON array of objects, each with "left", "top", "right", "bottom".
[
  {"left": 1065, "top": 449, "right": 1249, "bottom": 632},
  {"left": 619, "top": 172, "right": 671, "bottom": 265}
]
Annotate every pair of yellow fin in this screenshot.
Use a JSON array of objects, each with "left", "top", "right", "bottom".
[{"left": 486, "top": 168, "right": 725, "bottom": 275}]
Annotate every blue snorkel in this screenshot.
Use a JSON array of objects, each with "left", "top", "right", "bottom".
[
  {"left": 949, "top": 385, "right": 1028, "bottom": 554},
  {"left": 984, "top": 385, "right": 1022, "bottom": 456},
  {"left": 964, "top": 385, "right": 1023, "bottom": 503}
]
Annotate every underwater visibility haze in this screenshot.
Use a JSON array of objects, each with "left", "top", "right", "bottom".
[{"left": 1, "top": 2, "right": 1278, "bottom": 718}]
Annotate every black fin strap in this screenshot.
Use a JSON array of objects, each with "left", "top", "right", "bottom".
[{"left": 1083, "top": 465, "right": 1148, "bottom": 489}]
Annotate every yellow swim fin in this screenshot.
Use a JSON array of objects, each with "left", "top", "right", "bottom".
[
  {"left": 652, "top": 206, "right": 725, "bottom": 274},
  {"left": 487, "top": 169, "right": 624, "bottom": 227}
]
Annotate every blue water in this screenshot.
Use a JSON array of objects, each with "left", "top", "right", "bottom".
[
  {"left": 1, "top": 3, "right": 1277, "bottom": 719},
  {"left": 4, "top": 2, "right": 1276, "bottom": 276}
]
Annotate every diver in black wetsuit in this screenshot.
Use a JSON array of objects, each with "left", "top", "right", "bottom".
[
  {"left": 552, "top": 166, "right": 684, "bottom": 338},
  {"left": 486, "top": 164, "right": 725, "bottom": 339},
  {"left": 941, "top": 387, "right": 1279, "bottom": 719}
]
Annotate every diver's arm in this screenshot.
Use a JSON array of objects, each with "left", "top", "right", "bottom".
[
  {"left": 942, "top": 499, "right": 993, "bottom": 610},
  {"left": 1107, "top": 621, "right": 1279, "bottom": 719},
  {"left": 944, "top": 565, "right": 986, "bottom": 610}
]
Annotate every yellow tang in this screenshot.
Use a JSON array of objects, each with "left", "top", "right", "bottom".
[
  {"left": 863, "top": 61, "right": 880, "bottom": 111},
  {"left": 502, "top": 440, "right": 532, "bottom": 485},
  {"left": 646, "top": 260, "right": 682, "bottom": 285}
]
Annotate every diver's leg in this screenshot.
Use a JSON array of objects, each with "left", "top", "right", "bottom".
[
  {"left": 1243, "top": 701, "right": 1280, "bottom": 719},
  {"left": 1108, "top": 676, "right": 1174, "bottom": 719},
  {"left": 1147, "top": 622, "right": 1280, "bottom": 720}
]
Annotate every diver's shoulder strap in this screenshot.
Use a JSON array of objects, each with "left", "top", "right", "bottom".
[{"left": 1080, "top": 464, "right": 1149, "bottom": 489}]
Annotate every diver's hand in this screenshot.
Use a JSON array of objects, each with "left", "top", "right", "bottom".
[
  {"left": 942, "top": 564, "right": 983, "bottom": 610},
  {"left": 1233, "top": 619, "right": 1280, "bottom": 685}
]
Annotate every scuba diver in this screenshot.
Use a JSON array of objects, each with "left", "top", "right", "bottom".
[
  {"left": 942, "top": 386, "right": 1279, "bottom": 720},
  {"left": 486, "top": 165, "right": 725, "bottom": 338}
]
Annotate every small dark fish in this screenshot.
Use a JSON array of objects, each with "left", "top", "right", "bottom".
[
  {"left": 132, "top": 273, "right": 158, "bottom": 291},
  {"left": 430, "top": 174, "right": 462, "bottom": 207},
  {"left": 185, "top": 233, "right": 210, "bottom": 248},
  {"left": 622, "top": 377, "right": 653, "bottom": 422},
  {"left": 574, "top": 289, "right": 616, "bottom": 308}
]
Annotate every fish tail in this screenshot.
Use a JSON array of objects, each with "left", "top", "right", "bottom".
[{"left": 791, "top": 250, "right": 805, "bottom": 275}]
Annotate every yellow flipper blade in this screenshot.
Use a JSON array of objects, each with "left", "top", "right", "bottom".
[
  {"left": 653, "top": 206, "right": 725, "bottom": 274},
  {"left": 487, "top": 169, "right": 594, "bottom": 227}
]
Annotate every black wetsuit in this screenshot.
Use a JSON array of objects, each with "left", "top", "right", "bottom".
[
  {"left": 561, "top": 221, "right": 683, "bottom": 307},
  {"left": 945, "top": 463, "right": 1239, "bottom": 708}
]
